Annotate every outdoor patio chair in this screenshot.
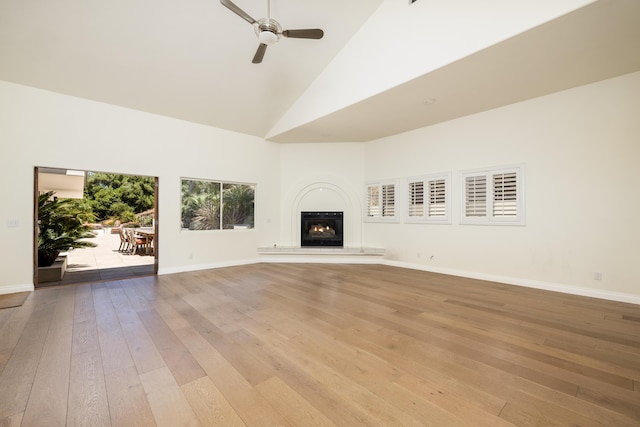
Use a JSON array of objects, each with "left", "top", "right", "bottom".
[
  {"left": 118, "top": 227, "right": 129, "bottom": 252},
  {"left": 127, "top": 228, "right": 147, "bottom": 255}
]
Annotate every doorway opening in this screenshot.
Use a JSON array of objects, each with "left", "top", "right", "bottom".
[{"left": 34, "top": 167, "right": 158, "bottom": 287}]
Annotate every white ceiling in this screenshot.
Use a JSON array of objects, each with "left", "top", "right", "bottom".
[
  {"left": 1, "top": 0, "right": 639, "bottom": 143},
  {"left": 271, "top": 0, "right": 640, "bottom": 142}
]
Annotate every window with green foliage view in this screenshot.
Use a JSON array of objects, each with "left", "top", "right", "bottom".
[{"left": 181, "top": 179, "right": 255, "bottom": 230}]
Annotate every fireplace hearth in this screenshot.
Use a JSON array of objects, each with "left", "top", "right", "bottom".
[{"left": 301, "top": 211, "right": 343, "bottom": 247}]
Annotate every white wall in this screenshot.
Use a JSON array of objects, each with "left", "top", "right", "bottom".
[
  {"left": 0, "top": 81, "right": 280, "bottom": 292},
  {"left": 364, "top": 71, "right": 640, "bottom": 301}
]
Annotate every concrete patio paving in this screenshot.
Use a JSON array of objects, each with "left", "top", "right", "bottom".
[{"left": 39, "top": 228, "right": 155, "bottom": 287}]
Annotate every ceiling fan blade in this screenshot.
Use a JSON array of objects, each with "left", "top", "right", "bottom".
[
  {"left": 252, "top": 43, "right": 268, "bottom": 63},
  {"left": 219, "top": 0, "right": 256, "bottom": 24},
  {"left": 282, "top": 29, "right": 324, "bottom": 39}
]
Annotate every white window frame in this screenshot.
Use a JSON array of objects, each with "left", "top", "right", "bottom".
[
  {"left": 405, "top": 173, "right": 451, "bottom": 224},
  {"left": 365, "top": 180, "right": 399, "bottom": 222},
  {"left": 460, "top": 164, "right": 525, "bottom": 225}
]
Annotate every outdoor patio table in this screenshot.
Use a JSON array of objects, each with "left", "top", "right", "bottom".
[{"left": 135, "top": 227, "right": 155, "bottom": 255}]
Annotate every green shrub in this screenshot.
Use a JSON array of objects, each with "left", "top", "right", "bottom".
[{"left": 37, "top": 191, "right": 97, "bottom": 267}]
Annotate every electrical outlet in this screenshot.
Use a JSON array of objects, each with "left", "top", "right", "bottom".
[
  {"left": 594, "top": 272, "right": 602, "bottom": 281},
  {"left": 7, "top": 219, "right": 19, "bottom": 228}
]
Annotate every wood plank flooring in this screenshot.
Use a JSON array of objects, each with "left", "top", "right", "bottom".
[{"left": 1, "top": 263, "right": 639, "bottom": 426}]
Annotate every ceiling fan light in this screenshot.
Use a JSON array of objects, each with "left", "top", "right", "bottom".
[{"left": 258, "top": 30, "right": 280, "bottom": 45}]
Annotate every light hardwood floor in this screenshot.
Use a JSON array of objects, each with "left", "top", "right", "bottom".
[{"left": 1, "top": 263, "right": 639, "bottom": 426}]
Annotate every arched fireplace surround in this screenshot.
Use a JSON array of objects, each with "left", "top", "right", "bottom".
[{"left": 285, "top": 179, "right": 362, "bottom": 249}]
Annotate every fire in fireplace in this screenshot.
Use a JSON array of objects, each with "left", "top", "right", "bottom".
[{"left": 301, "top": 211, "right": 343, "bottom": 247}]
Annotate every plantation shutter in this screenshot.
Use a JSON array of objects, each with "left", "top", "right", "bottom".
[
  {"left": 460, "top": 165, "right": 524, "bottom": 225},
  {"left": 493, "top": 172, "right": 518, "bottom": 217},
  {"left": 465, "top": 175, "right": 487, "bottom": 217},
  {"left": 365, "top": 181, "right": 398, "bottom": 221},
  {"left": 428, "top": 179, "right": 446, "bottom": 217},
  {"left": 366, "top": 185, "right": 380, "bottom": 217},
  {"left": 381, "top": 184, "right": 396, "bottom": 217},
  {"left": 407, "top": 180, "right": 424, "bottom": 217}
]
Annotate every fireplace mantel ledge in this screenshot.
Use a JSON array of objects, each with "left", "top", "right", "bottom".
[{"left": 257, "top": 247, "right": 384, "bottom": 256}]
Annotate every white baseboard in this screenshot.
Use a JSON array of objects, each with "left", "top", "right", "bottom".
[
  {"left": 382, "top": 259, "right": 640, "bottom": 306},
  {"left": 0, "top": 283, "right": 35, "bottom": 295}
]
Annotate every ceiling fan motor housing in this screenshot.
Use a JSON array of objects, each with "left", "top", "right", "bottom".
[{"left": 255, "top": 18, "right": 282, "bottom": 44}]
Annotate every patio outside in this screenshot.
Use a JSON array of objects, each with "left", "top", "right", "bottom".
[{"left": 41, "top": 228, "right": 155, "bottom": 286}]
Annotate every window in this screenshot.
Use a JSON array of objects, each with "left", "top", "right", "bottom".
[
  {"left": 365, "top": 180, "right": 399, "bottom": 221},
  {"left": 406, "top": 173, "right": 451, "bottom": 223},
  {"left": 464, "top": 175, "right": 487, "bottom": 218},
  {"left": 460, "top": 165, "right": 524, "bottom": 225},
  {"left": 381, "top": 184, "right": 396, "bottom": 217},
  {"left": 367, "top": 185, "right": 380, "bottom": 217},
  {"left": 407, "top": 180, "right": 424, "bottom": 217},
  {"left": 181, "top": 178, "right": 255, "bottom": 230},
  {"left": 492, "top": 172, "right": 518, "bottom": 217}
]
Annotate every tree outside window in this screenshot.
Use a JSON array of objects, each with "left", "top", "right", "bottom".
[{"left": 181, "top": 179, "right": 254, "bottom": 230}]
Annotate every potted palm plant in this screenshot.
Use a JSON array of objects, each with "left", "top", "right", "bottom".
[{"left": 37, "top": 191, "right": 97, "bottom": 267}]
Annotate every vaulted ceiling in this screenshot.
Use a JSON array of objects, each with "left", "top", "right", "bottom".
[{"left": 1, "top": 0, "right": 639, "bottom": 143}]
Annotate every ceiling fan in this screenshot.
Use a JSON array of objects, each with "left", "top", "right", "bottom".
[{"left": 220, "top": 0, "right": 324, "bottom": 64}]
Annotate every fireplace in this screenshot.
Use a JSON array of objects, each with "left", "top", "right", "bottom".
[{"left": 301, "top": 211, "right": 343, "bottom": 247}]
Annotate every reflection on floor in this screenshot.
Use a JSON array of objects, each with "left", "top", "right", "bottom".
[
  {"left": 56, "top": 265, "right": 155, "bottom": 286},
  {"left": 0, "top": 291, "right": 30, "bottom": 309},
  {"left": 38, "top": 229, "right": 155, "bottom": 287}
]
